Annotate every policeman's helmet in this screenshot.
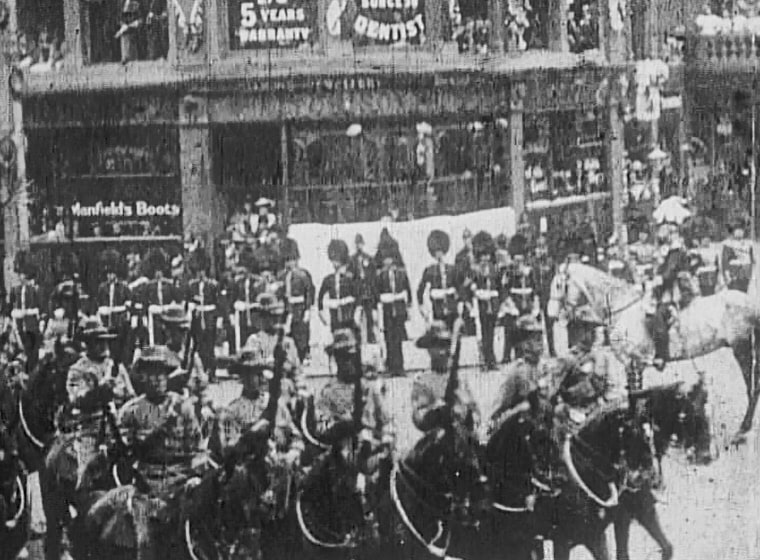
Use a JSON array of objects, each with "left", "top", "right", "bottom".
[{"left": 79, "top": 316, "right": 117, "bottom": 342}]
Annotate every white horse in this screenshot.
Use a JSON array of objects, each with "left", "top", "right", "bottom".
[{"left": 548, "top": 259, "right": 760, "bottom": 444}]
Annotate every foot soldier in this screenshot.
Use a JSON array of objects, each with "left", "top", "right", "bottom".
[
  {"left": 305, "top": 327, "right": 394, "bottom": 490},
  {"left": 531, "top": 235, "right": 557, "bottom": 357},
  {"left": 44, "top": 276, "right": 88, "bottom": 345},
  {"left": 319, "top": 239, "right": 359, "bottom": 333},
  {"left": 648, "top": 223, "right": 690, "bottom": 370},
  {"left": 96, "top": 249, "right": 132, "bottom": 368},
  {"left": 187, "top": 248, "right": 221, "bottom": 383},
  {"left": 137, "top": 248, "right": 176, "bottom": 346},
  {"left": 376, "top": 236, "right": 411, "bottom": 376},
  {"left": 501, "top": 233, "right": 539, "bottom": 364},
  {"left": 351, "top": 234, "right": 379, "bottom": 344},
  {"left": 231, "top": 245, "right": 264, "bottom": 352},
  {"left": 412, "top": 320, "right": 479, "bottom": 433},
  {"left": 418, "top": 230, "right": 458, "bottom": 330},
  {"left": 10, "top": 251, "right": 42, "bottom": 372},
  {"left": 454, "top": 229, "right": 477, "bottom": 336},
  {"left": 722, "top": 218, "right": 754, "bottom": 293},
  {"left": 66, "top": 317, "right": 135, "bottom": 408},
  {"left": 217, "top": 335, "right": 304, "bottom": 521},
  {"left": 112, "top": 346, "right": 208, "bottom": 559},
  {"left": 279, "top": 238, "right": 315, "bottom": 364},
  {"left": 462, "top": 231, "right": 501, "bottom": 370}
]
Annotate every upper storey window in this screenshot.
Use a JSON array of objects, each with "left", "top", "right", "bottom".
[
  {"left": 16, "top": 0, "right": 66, "bottom": 72},
  {"left": 87, "top": 0, "right": 170, "bottom": 64},
  {"left": 229, "top": 0, "right": 319, "bottom": 51},
  {"left": 567, "top": 0, "right": 599, "bottom": 53}
]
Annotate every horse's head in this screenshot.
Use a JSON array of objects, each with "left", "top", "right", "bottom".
[
  {"left": 406, "top": 419, "right": 490, "bottom": 527},
  {"left": 548, "top": 263, "right": 592, "bottom": 323}
]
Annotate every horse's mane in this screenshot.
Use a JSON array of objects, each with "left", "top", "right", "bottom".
[
  {"left": 575, "top": 401, "right": 629, "bottom": 441},
  {"left": 566, "top": 262, "right": 642, "bottom": 316}
]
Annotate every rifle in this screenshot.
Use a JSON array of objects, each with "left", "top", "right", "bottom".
[
  {"left": 444, "top": 321, "right": 464, "bottom": 412},
  {"left": 69, "top": 274, "right": 80, "bottom": 341},
  {"left": 262, "top": 327, "right": 286, "bottom": 431}
]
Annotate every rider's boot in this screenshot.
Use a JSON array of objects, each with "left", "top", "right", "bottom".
[{"left": 652, "top": 305, "right": 670, "bottom": 371}]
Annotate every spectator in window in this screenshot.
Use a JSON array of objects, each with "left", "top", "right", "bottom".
[
  {"left": 456, "top": 0, "right": 489, "bottom": 53},
  {"left": 578, "top": 3, "right": 598, "bottom": 51},
  {"left": 146, "top": 0, "right": 168, "bottom": 60},
  {"left": 251, "top": 198, "right": 278, "bottom": 243},
  {"left": 115, "top": 0, "right": 144, "bottom": 64}
]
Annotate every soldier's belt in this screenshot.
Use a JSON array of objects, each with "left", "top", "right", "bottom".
[
  {"left": 189, "top": 303, "right": 217, "bottom": 312},
  {"left": 510, "top": 287, "right": 533, "bottom": 295},
  {"left": 234, "top": 301, "right": 258, "bottom": 312},
  {"left": 475, "top": 289, "right": 499, "bottom": 300},
  {"left": 608, "top": 262, "right": 624, "bottom": 270},
  {"left": 379, "top": 292, "right": 407, "bottom": 304},
  {"left": 430, "top": 288, "right": 456, "bottom": 299},
  {"left": 326, "top": 296, "right": 355, "bottom": 309},
  {"left": 697, "top": 266, "right": 717, "bottom": 274},
  {"left": 730, "top": 258, "right": 752, "bottom": 266},
  {"left": 98, "top": 305, "right": 127, "bottom": 315},
  {"left": 148, "top": 304, "right": 172, "bottom": 315},
  {"left": 288, "top": 296, "right": 306, "bottom": 304},
  {"left": 11, "top": 308, "right": 39, "bottom": 319}
]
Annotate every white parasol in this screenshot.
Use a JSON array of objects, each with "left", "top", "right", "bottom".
[{"left": 653, "top": 196, "right": 692, "bottom": 225}]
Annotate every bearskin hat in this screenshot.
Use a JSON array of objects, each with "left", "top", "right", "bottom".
[
  {"left": 327, "top": 239, "right": 349, "bottom": 264},
  {"left": 143, "top": 248, "right": 168, "bottom": 278},
  {"left": 99, "top": 249, "right": 125, "bottom": 277},
  {"left": 508, "top": 233, "right": 528, "bottom": 257},
  {"left": 56, "top": 251, "right": 80, "bottom": 280},
  {"left": 281, "top": 238, "right": 300, "bottom": 262},
  {"left": 377, "top": 235, "right": 402, "bottom": 265},
  {"left": 187, "top": 248, "right": 211, "bottom": 274},
  {"left": 472, "top": 231, "right": 496, "bottom": 259},
  {"left": 427, "top": 230, "right": 450, "bottom": 257}
]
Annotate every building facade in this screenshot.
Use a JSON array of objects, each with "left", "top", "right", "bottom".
[{"left": 2, "top": 0, "right": 683, "bottom": 291}]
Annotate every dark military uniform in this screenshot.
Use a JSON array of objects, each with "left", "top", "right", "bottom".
[
  {"left": 350, "top": 236, "right": 379, "bottom": 344},
  {"left": 652, "top": 238, "right": 691, "bottom": 365},
  {"left": 376, "top": 257, "right": 412, "bottom": 376},
  {"left": 464, "top": 232, "right": 501, "bottom": 369},
  {"left": 186, "top": 249, "right": 221, "bottom": 381},
  {"left": 532, "top": 248, "right": 556, "bottom": 357},
  {"left": 10, "top": 252, "right": 42, "bottom": 371},
  {"left": 279, "top": 239, "right": 316, "bottom": 363},
  {"left": 318, "top": 240, "right": 358, "bottom": 333},
  {"left": 501, "top": 235, "right": 538, "bottom": 363},
  {"left": 135, "top": 249, "right": 176, "bottom": 347},
  {"left": 694, "top": 246, "right": 720, "bottom": 296},
  {"left": 95, "top": 250, "right": 132, "bottom": 368},
  {"left": 417, "top": 230, "right": 458, "bottom": 330},
  {"left": 722, "top": 237, "right": 753, "bottom": 293}
]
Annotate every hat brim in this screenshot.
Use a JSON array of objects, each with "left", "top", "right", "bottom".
[
  {"left": 415, "top": 333, "right": 452, "bottom": 350},
  {"left": 230, "top": 362, "right": 274, "bottom": 379},
  {"left": 325, "top": 343, "right": 358, "bottom": 355},
  {"left": 82, "top": 330, "right": 118, "bottom": 340}
]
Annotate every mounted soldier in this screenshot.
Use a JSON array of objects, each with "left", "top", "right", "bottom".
[
  {"left": 462, "top": 231, "right": 501, "bottom": 370},
  {"left": 95, "top": 249, "right": 132, "bottom": 369},
  {"left": 318, "top": 239, "right": 359, "bottom": 334},
  {"left": 647, "top": 222, "right": 692, "bottom": 370},
  {"left": 376, "top": 235, "right": 411, "bottom": 377},
  {"left": 10, "top": 251, "right": 42, "bottom": 372},
  {"left": 278, "top": 238, "right": 315, "bottom": 364},
  {"left": 417, "top": 230, "right": 458, "bottom": 331},
  {"left": 501, "top": 233, "right": 539, "bottom": 363},
  {"left": 187, "top": 247, "right": 221, "bottom": 383},
  {"left": 412, "top": 319, "right": 479, "bottom": 434},
  {"left": 137, "top": 248, "right": 177, "bottom": 346},
  {"left": 722, "top": 218, "right": 754, "bottom": 293},
  {"left": 351, "top": 233, "right": 379, "bottom": 345}
]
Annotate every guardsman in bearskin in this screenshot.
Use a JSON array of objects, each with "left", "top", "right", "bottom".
[
  {"left": 318, "top": 239, "right": 359, "bottom": 333},
  {"left": 304, "top": 327, "right": 394, "bottom": 498},
  {"left": 67, "top": 317, "right": 135, "bottom": 406},
  {"left": 605, "top": 236, "right": 636, "bottom": 283},
  {"left": 376, "top": 235, "right": 412, "bottom": 377},
  {"left": 186, "top": 248, "right": 221, "bottom": 383},
  {"left": 463, "top": 231, "right": 501, "bottom": 370},
  {"left": 137, "top": 248, "right": 176, "bottom": 346},
  {"left": 412, "top": 319, "right": 479, "bottom": 433},
  {"left": 648, "top": 223, "right": 691, "bottom": 370},
  {"left": 231, "top": 245, "right": 263, "bottom": 353},
  {"left": 417, "top": 230, "right": 458, "bottom": 331},
  {"left": 279, "top": 238, "right": 315, "bottom": 364},
  {"left": 95, "top": 249, "right": 132, "bottom": 368},
  {"left": 350, "top": 234, "right": 379, "bottom": 345},
  {"left": 501, "top": 233, "right": 539, "bottom": 364},
  {"left": 10, "top": 251, "right": 42, "bottom": 372},
  {"left": 722, "top": 218, "right": 754, "bottom": 293},
  {"left": 531, "top": 234, "right": 557, "bottom": 357},
  {"left": 216, "top": 335, "right": 304, "bottom": 522}
]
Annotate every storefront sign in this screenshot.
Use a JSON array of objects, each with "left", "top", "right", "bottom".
[
  {"left": 352, "top": 0, "right": 425, "bottom": 44},
  {"left": 71, "top": 201, "right": 181, "bottom": 218},
  {"left": 230, "top": 0, "right": 316, "bottom": 49}
]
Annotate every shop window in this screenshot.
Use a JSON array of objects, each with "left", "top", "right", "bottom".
[
  {"left": 16, "top": 0, "right": 65, "bottom": 72},
  {"left": 85, "top": 0, "right": 169, "bottom": 65},
  {"left": 567, "top": 0, "right": 599, "bottom": 53}
]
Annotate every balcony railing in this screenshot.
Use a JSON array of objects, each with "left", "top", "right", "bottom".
[
  {"left": 687, "top": 32, "right": 760, "bottom": 69},
  {"left": 287, "top": 174, "right": 509, "bottom": 224}
]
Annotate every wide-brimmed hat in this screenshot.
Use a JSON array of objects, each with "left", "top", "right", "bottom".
[
  {"left": 416, "top": 320, "right": 453, "bottom": 350},
  {"left": 255, "top": 197, "right": 275, "bottom": 208},
  {"left": 256, "top": 292, "right": 285, "bottom": 316},
  {"left": 326, "top": 328, "right": 359, "bottom": 355},
  {"left": 160, "top": 304, "right": 191, "bottom": 327},
  {"left": 78, "top": 317, "right": 117, "bottom": 340},
  {"left": 231, "top": 335, "right": 274, "bottom": 379},
  {"left": 427, "top": 230, "right": 450, "bottom": 257},
  {"left": 133, "top": 345, "right": 181, "bottom": 375}
]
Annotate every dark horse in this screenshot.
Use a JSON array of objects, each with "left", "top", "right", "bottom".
[
  {"left": 483, "top": 384, "right": 699, "bottom": 560},
  {"left": 388, "top": 418, "right": 491, "bottom": 560},
  {"left": 0, "top": 422, "right": 28, "bottom": 560}
]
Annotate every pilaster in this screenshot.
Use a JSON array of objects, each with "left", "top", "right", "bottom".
[{"left": 509, "top": 82, "right": 526, "bottom": 219}]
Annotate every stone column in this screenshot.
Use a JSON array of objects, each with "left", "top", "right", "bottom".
[
  {"left": 509, "top": 82, "right": 526, "bottom": 220},
  {"left": 488, "top": 0, "right": 504, "bottom": 54},
  {"left": 179, "top": 95, "right": 227, "bottom": 274},
  {"left": 280, "top": 123, "right": 290, "bottom": 229},
  {"left": 607, "top": 78, "right": 626, "bottom": 245},
  {"left": 547, "top": 0, "right": 568, "bottom": 52},
  {"left": 63, "top": 0, "right": 86, "bottom": 66}
]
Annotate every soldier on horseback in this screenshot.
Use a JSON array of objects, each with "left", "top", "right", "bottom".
[
  {"left": 648, "top": 223, "right": 692, "bottom": 370},
  {"left": 412, "top": 319, "right": 479, "bottom": 433},
  {"left": 722, "top": 218, "right": 754, "bottom": 293}
]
